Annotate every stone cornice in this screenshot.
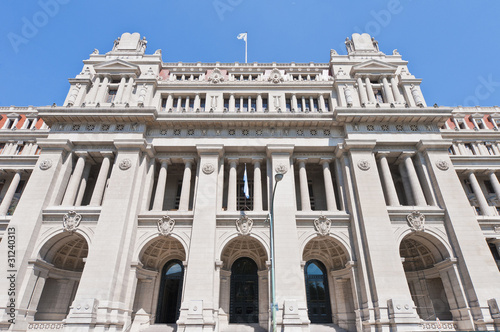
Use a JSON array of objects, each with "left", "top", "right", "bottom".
[
  {"left": 343, "top": 139, "right": 377, "bottom": 151},
  {"left": 36, "top": 138, "right": 73, "bottom": 151},
  {"left": 334, "top": 107, "right": 452, "bottom": 124},
  {"left": 37, "top": 106, "right": 157, "bottom": 126}
]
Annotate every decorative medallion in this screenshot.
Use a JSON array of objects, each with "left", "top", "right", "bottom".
[
  {"left": 63, "top": 211, "right": 82, "bottom": 233},
  {"left": 407, "top": 211, "right": 425, "bottom": 232},
  {"left": 119, "top": 159, "right": 132, "bottom": 170},
  {"left": 494, "top": 225, "right": 500, "bottom": 233},
  {"left": 435, "top": 160, "right": 449, "bottom": 171},
  {"left": 157, "top": 216, "right": 175, "bottom": 236},
  {"left": 39, "top": 159, "right": 52, "bottom": 170},
  {"left": 236, "top": 215, "right": 254, "bottom": 236},
  {"left": 357, "top": 159, "right": 370, "bottom": 171},
  {"left": 208, "top": 68, "right": 225, "bottom": 84},
  {"left": 314, "top": 215, "right": 332, "bottom": 236},
  {"left": 202, "top": 163, "right": 215, "bottom": 175},
  {"left": 268, "top": 68, "right": 284, "bottom": 84},
  {"left": 275, "top": 164, "right": 288, "bottom": 174}
]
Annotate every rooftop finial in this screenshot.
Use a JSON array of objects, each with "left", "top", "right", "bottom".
[
  {"left": 345, "top": 33, "right": 381, "bottom": 55},
  {"left": 110, "top": 32, "right": 147, "bottom": 53}
]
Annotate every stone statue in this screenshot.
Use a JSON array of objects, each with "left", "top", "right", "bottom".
[
  {"left": 112, "top": 37, "right": 120, "bottom": 51},
  {"left": 344, "top": 85, "right": 353, "bottom": 106},
  {"left": 92, "top": 49, "right": 99, "bottom": 55}
]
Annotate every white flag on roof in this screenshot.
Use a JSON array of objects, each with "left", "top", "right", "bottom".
[{"left": 237, "top": 32, "right": 247, "bottom": 42}]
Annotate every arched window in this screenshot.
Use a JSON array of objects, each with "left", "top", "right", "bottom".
[
  {"left": 305, "top": 260, "right": 332, "bottom": 323},
  {"left": 156, "top": 260, "right": 184, "bottom": 324}
]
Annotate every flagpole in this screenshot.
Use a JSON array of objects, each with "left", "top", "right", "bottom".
[{"left": 245, "top": 33, "right": 248, "bottom": 63}]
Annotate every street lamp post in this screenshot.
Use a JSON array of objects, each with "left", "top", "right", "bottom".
[{"left": 269, "top": 172, "right": 283, "bottom": 332}]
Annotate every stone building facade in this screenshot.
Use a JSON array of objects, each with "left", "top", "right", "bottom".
[{"left": 0, "top": 32, "right": 499, "bottom": 332}]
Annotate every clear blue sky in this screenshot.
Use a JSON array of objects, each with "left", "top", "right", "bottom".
[{"left": 1, "top": 0, "right": 500, "bottom": 108}]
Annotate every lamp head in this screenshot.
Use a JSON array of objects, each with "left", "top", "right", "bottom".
[{"left": 275, "top": 173, "right": 284, "bottom": 182}]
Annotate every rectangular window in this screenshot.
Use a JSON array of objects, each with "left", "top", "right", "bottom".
[
  {"left": 374, "top": 90, "right": 384, "bottom": 103},
  {"left": 262, "top": 98, "right": 268, "bottom": 111},
  {"left": 161, "top": 98, "right": 168, "bottom": 111},
  {"left": 286, "top": 98, "right": 291, "bottom": 112},
  {"left": 106, "top": 89, "right": 117, "bottom": 103},
  {"left": 313, "top": 99, "right": 319, "bottom": 112},
  {"left": 324, "top": 98, "right": 329, "bottom": 112},
  {"left": 485, "top": 180, "right": 495, "bottom": 194},
  {"left": 224, "top": 98, "right": 229, "bottom": 110}
]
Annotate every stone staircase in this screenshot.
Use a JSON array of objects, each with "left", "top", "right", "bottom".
[
  {"left": 140, "top": 324, "right": 177, "bottom": 332},
  {"left": 221, "top": 324, "right": 266, "bottom": 332},
  {"left": 139, "top": 323, "right": 346, "bottom": 332}
]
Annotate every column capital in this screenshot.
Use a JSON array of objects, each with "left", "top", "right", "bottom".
[
  {"left": 376, "top": 151, "right": 392, "bottom": 159},
  {"left": 182, "top": 158, "right": 195, "bottom": 166},
  {"left": 101, "top": 151, "right": 115, "bottom": 158},
  {"left": 397, "top": 151, "right": 415, "bottom": 162},
  {"left": 158, "top": 158, "right": 171, "bottom": 165},
  {"left": 74, "top": 151, "right": 89, "bottom": 159},
  {"left": 319, "top": 158, "right": 333, "bottom": 165},
  {"left": 227, "top": 157, "right": 239, "bottom": 166},
  {"left": 252, "top": 157, "right": 264, "bottom": 164},
  {"left": 296, "top": 157, "right": 309, "bottom": 165}
]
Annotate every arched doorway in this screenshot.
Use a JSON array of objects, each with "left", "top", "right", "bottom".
[
  {"left": 304, "top": 260, "right": 332, "bottom": 323},
  {"left": 399, "top": 235, "right": 453, "bottom": 321},
  {"left": 155, "top": 260, "right": 184, "bottom": 323},
  {"left": 229, "top": 257, "right": 259, "bottom": 324},
  {"left": 34, "top": 233, "right": 88, "bottom": 321},
  {"left": 132, "top": 236, "right": 186, "bottom": 324},
  {"left": 302, "top": 236, "right": 355, "bottom": 331}
]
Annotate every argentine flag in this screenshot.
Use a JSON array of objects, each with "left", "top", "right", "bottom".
[{"left": 243, "top": 164, "right": 250, "bottom": 199}]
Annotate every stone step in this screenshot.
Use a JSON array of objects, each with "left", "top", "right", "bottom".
[
  {"left": 221, "top": 323, "right": 266, "bottom": 332},
  {"left": 140, "top": 324, "right": 177, "bottom": 332},
  {"left": 309, "top": 324, "right": 348, "bottom": 332}
]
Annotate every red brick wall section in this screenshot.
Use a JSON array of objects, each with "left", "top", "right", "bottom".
[
  {"left": 464, "top": 115, "right": 474, "bottom": 129},
  {"left": 446, "top": 118, "right": 456, "bottom": 129},
  {"left": 483, "top": 114, "right": 495, "bottom": 129},
  {"left": 16, "top": 115, "right": 26, "bottom": 129}
]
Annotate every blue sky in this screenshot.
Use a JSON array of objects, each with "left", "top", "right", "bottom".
[{"left": 1, "top": 0, "right": 500, "bottom": 108}]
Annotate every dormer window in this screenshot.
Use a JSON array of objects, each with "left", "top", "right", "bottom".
[
  {"left": 374, "top": 90, "right": 384, "bottom": 103},
  {"left": 106, "top": 89, "right": 117, "bottom": 103}
]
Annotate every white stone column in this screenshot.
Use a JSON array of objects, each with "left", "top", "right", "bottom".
[
  {"left": 382, "top": 76, "right": 395, "bottom": 103},
  {"left": 164, "top": 93, "right": 173, "bottom": 111},
  {"left": 391, "top": 77, "right": 404, "bottom": 103},
  {"left": 356, "top": 77, "right": 368, "bottom": 105},
  {"left": 402, "top": 153, "right": 427, "bottom": 206},
  {"left": 178, "top": 158, "right": 194, "bottom": 211},
  {"left": 114, "top": 76, "right": 127, "bottom": 104},
  {"left": 292, "top": 93, "right": 298, "bottom": 111},
  {"left": 74, "top": 163, "right": 91, "bottom": 206},
  {"left": 227, "top": 158, "right": 239, "bottom": 211},
  {"left": 377, "top": 153, "right": 400, "bottom": 206},
  {"left": 488, "top": 171, "right": 500, "bottom": 199},
  {"left": 252, "top": 158, "right": 263, "bottom": 211},
  {"left": 365, "top": 77, "right": 376, "bottom": 103},
  {"left": 297, "top": 158, "right": 311, "bottom": 211},
  {"left": 320, "top": 159, "right": 337, "bottom": 211},
  {"left": 185, "top": 96, "right": 190, "bottom": 112},
  {"left": 229, "top": 94, "right": 235, "bottom": 112},
  {"left": 467, "top": 171, "right": 491, "bottom": 216},
  {"left": 122, "top": 76, "right": 134, "bottom": 104},
  {"left": 319, "top": 94, "right": 326, "bottom": 112},
  {"left": 176, "top": 96, "right": 182, "bottom": 112},
  {"left": 95, "top": 75, "right": 109, "bottom": 104},
  {"left": 89, "top": 153, "right": 113, "bottom": 206},
  {"left": 309, "top": 96, "right": 315, "bottom": 112},
  {"left": 152, "top": 159, "right": 170, "bottom": 211},
  {"left": 239, "top": 96, "right": 244, "bottom": 112},
  {"left": 0, "top": 171, "right": 21, "bottom": 216},
  {"left": 62, "top": 153, "right": 87, "bottom": 206},
  {"left": 194, "top": 94, "right": 200, "bottom": 111},
  {"left": 248, "top": 96, "right": 252, "bottom": 112},
  {"left": 86, "top": 76, "right": 101, "bottom": 103},
  {"left": 256, "top": 94, "right": 262, "bottom": 113},
  {"left": 301, "top": 97, "right": 306, "bottom": 112}
]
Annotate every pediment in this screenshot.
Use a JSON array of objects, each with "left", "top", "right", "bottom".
[
  {"left": 350, "top": 60, "right": 397, "bottom": 75},
  {"left": 93, "top": 59, "right": 141, "bottom": 75}
]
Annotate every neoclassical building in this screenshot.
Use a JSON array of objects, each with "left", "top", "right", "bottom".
[{"left": 0, "top": 32, "right": 499, "bottom": 332}]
